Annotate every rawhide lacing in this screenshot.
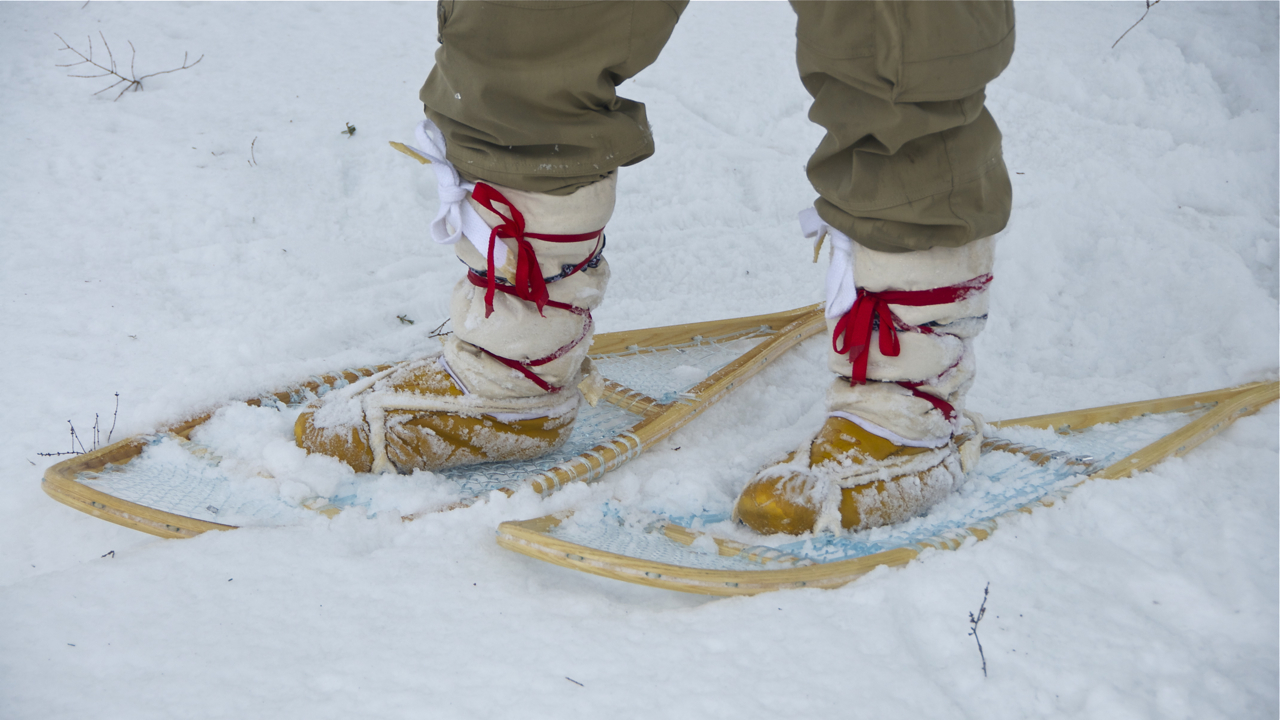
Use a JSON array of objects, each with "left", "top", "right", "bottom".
[
  {"left": 468, "top": 182, "right": 604, "bottom": 319},
  {"left": 464, "top": 181, "right": 604, "bottom": 394},
  {"left": 832, "top": 274, "right": 992, "bottom": 421}
]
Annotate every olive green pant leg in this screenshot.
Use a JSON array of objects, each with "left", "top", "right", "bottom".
[
  {"left": 792, "top": 1, "right": 1015, "bottom": 252},
  {"left": 421, "top": 0, "right": 687, "bottom": 195}
]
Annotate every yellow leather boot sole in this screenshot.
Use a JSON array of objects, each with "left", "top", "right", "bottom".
[
  {"left": 295, "top": 361, "right": 576, "bottom": 474},
  {"left": 734, "top": 416, "right": 959, "bottom": 535}
]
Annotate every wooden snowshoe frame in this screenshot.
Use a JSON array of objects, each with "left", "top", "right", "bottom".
[
  {"left": 495, "top": 379, "right": 1279, "bottom": 596},
  {"left": 39, "top": 364, "right": 392, "bottom": 539},
  {"left": 41, "top": 305, "right": 827, "bottom": 538}
]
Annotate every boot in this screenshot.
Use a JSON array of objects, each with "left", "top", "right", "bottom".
[
  {"left": 295, "top": 120, "right": 612, "bottom": 474},
  {"left": 735, "top": 215, "right": 994, "bottom": 534}
]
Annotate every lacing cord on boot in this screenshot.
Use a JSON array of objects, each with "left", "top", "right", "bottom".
[
  {"left": 468, "top": 235, "right": 606, "bottom": 286},
  {"left": 409, "top": 118, "right": 604, "bottom": 318},
  {"left": 362, "top": 361, "right": 583, "bottom": 474},
  {"left": 467, "top": 182, "right": 604, "bottom": 318},
  {"left": 832, "top": 277, "right": 991, "bottom": 422},
  {"left": 464, "top": 273, "right": 594, "bottom": 394},
  {"left": 800, "top": 207, "right": 991, "bottom": 425},
  {"left": 458, "top": 179, "right": 604, "bottom": 394},
  {"left": 406, "top": 119, "right": 605, "bottom": 395},
  {"left": 308, "top": 358, "right": 583, "bottom": 474}
]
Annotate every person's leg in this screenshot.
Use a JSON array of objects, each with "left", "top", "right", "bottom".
[
  {"left": 794, "top": 0, "right": 1014, "bottom": 252},
  {"left": 736, "top": 0, "right": 1015, "bottom": 534},
  {"left": 421, "top": 0, "right": 687, "bottom": 195},
  {"left": 296, "top": 1, "right": 686, "bottom": 473}
]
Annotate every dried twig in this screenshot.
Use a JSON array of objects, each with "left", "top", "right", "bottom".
[
  {"left": 37, "top": 420, "right": 88, "bottom": 457},
  {"left": 427, "top": 319, "right": 451, "bottom": 339},
  {"left": 55, "top": 32, "right": 203, "bottom": 100},
  {"left": 968, "top": 583, "right": 990, "bottom": 677},
  {"left": 107, "top": 392, "right": 118, "bottom": 444},
  {"left": 37, "top": 394, "right": 120, "bottom": 457},
  {"left": 1113, "top": 0, "right": 1161, "bottom": 49},
  {"left": 249, "top": 136, "right": 259, "bottom": 167}
]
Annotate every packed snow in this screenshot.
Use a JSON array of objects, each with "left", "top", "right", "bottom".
[{"left": 2, "top": 2, "right": 1277, "bottom": 718}]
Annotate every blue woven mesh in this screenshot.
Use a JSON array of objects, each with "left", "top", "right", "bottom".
[
  {"left": 77, "top": 332, "right": 775, "bottom": 526},
  {"left": 546, "top": 409, "right": 1204, "bottom": 570}
]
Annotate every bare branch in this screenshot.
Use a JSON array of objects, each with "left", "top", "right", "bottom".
[
  {"left": 136, "top": 52, "right": 204, "bottom": 82},
  {"left": 90, "top": 77, "right": 131, "bottom": 98},
  {"left": 101, "top": 31, "right": 116, "bottom": 74},
  {"left": 1113, "top": 0, "right": 1161, "bottom": 49},
  {"left": 428, "top": 319, "right": 452, "bottom": 339},
  {"left": 968, "top": 583, "right": 990, "bottom": 678},
  {"left": 55, "top": 33, "right": 102, "bottom": 69},
  {"left": 54, "top": 32, "right": 202, "bottom": 101},
  {"left": 37, "top": 395, "right": 122, "bottom": 457},
  {"left": 107, "top": 392, "right": 119, "bottom": 444}
]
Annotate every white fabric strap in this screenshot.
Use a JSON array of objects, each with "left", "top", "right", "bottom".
[
  {"left": 827, "top": 411, "right": 951, "bottom": 449},
  {"left": 438, "top": 354, "right": 470, "bottom": 396},
  {"left": 366, "top": 390, "right": 580, "bottom": 474},
  {"left": 407, "top": 118, "right": 507, "bottom": 266},
  {"left": 799, "top": 207, "right": 856, "bottom": 319}
]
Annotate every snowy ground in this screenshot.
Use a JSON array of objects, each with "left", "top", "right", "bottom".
[{"left": 2, "top": 2, "right": 1277, "bottom": 718}]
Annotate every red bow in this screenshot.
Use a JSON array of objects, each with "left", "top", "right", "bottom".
[
  {"left": 470, "top": 183, "right": 602, "bottom": 318},
  {"left": 832, "top": 274, "right": 992, "bottom": 385}
]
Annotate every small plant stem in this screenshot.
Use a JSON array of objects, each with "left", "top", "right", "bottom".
[
  {"left": 969, "top": 583, "right": 990, "bottom": 678},
  {"left": 1113, "top": 0, "right": 1161, "bottom": 49}
]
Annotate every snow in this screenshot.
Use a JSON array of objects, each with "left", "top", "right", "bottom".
[{"left": 2, "top": 2, "right": 1277, "bottom": 718}]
